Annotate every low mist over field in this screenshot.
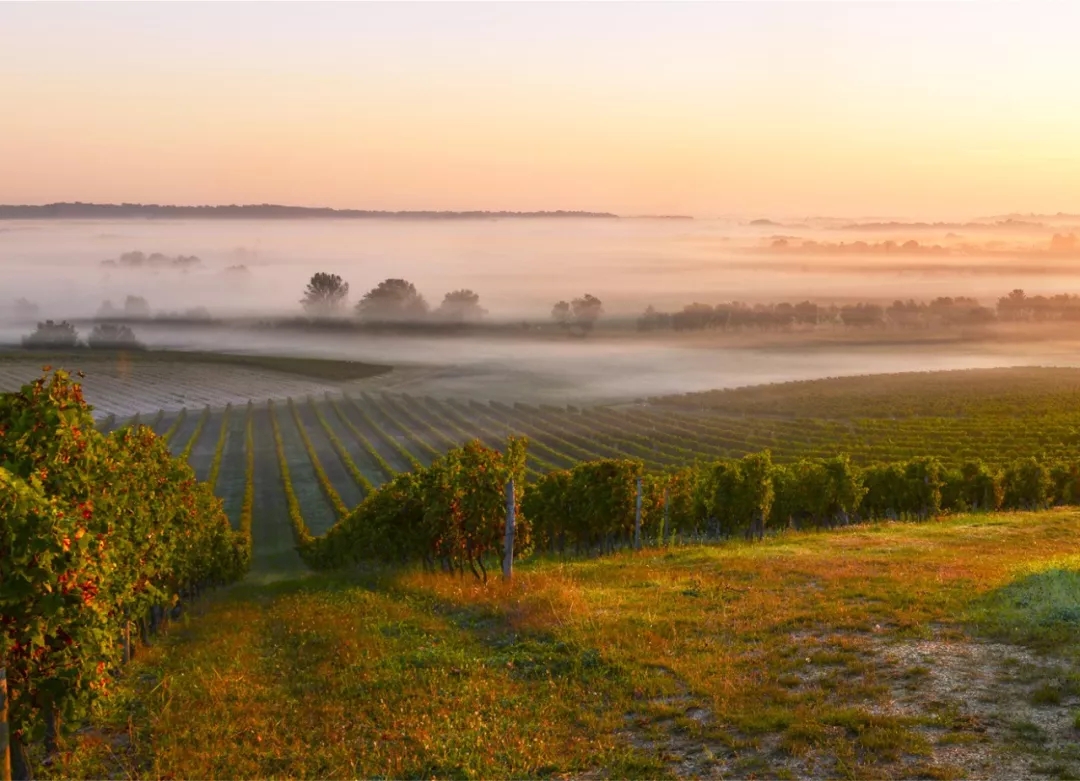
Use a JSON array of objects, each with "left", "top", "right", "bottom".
[
  {"left": 4, "top": 214, "right": 1080, "bottom": 324},
  {"left": 5, "top": 212, "right": 1080, "bottom": 401}
]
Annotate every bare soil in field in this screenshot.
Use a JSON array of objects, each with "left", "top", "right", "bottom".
[{"left": 618, "top": 625, "right": 1080, "bottom": 780}]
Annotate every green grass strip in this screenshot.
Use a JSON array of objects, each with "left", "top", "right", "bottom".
[
  {"left": 162, "top": 408, "right": 187, "bottom": 444},
  {"left": 180, "top": 405, "right": 211, "bottom": 462},
  {"left": 286, "top": 398, "right": 349, "bottom": 519},
  {"left": 323, "top": 395, "right": 396, "bottom": 480},
  {"left": 308, "top": 397, "right": 375, "bottom": 493},
  {"left": 267, "top": 400, "right": 313, "bottom": 548},
  {"left": 206, "top": 404, "right": 232, "bottom": 492},
  {"left": 149, "top": 408, "right": 165, "bottom": 431}
]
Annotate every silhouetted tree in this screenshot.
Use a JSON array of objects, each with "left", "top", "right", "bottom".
[
  {"left": 551, "top": 301, "right": 572, "bottom": 328},
  {"left": 22, "top": 320, "right": 79, "bottom": 348},
  {"left": 637, "top": 305, "right": 672, "bottom": 331},
  {"left": 124, "top": 295, "right": 151, "bottom": 318},
  {"left": 302, "top": 272, "right": 350, "bottom": 315},
  {"left": 355, "top": 278, "right": 428, "bottom": 322},
  {"left": 89, "top": 322, "right": 143, "bottom": 349},
  {"left": 673, "top": 302, "right": 714, "bottom": 331},
  {"left": 435, "top": 289, "right": 487, "bottom": 323},
  {"left": 571, "top": 294, "right": 604, "bottom": 333}
]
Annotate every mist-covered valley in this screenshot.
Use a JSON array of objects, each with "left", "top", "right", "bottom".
[{"left": 4, "top": 214, "right": 1080, "bottom": 402}]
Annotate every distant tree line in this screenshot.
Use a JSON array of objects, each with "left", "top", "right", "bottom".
[
  {"left": 300, "top": 273, "right": 609, "bottom": 337},
  {"left": 13, "top": 294, "right": 153, "bottom": 349},
  {"left": 101, "top": 251, "right": 201, "bottom": 269},
  {"left": 765, "top": 233, "right": 1080, "bottom": 256},
  {"left": 0, "top": 203, "right": 619, "bottom": 220},
  {"left": 637, "top": 289, "right": 1080, "bottom": 332}
]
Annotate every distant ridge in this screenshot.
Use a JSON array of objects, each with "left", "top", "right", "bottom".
[{"left": 0, "top": 202, "right": 620, "bottom": 220}]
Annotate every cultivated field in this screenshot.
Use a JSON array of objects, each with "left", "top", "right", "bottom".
[
  {"left": 0, "top": 350, "right": 391, "bottom": 419},
  {"left": 81, "top": 366, "right": 1080, "bottom": 576},
  {"left": 12, "top": 362, "right": 1080, "bottom": 779}
]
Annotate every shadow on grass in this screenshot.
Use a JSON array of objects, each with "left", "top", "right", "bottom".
[
  {"left": 228, "top": 567, "right": 668, "bottom": 779},
  {"left": 970, "top": 566, "right": 1080, "bottom": 649},
  {"left": 249, "top": 567, "right": 633, "bottom": 688}
]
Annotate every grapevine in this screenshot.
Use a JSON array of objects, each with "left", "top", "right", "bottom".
[
  {"left": 206, "top": 404, "right": 232, "bottom": 492},
  {"left": 286, "top": 398, "right": 349, "bottom": 518},
  {"left": 179, "top": 405, "right": 211, "bottom": 462}
]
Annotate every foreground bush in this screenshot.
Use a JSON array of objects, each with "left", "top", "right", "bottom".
[{"left": 0, "top": 370, "right": 248, "bottom": 766}]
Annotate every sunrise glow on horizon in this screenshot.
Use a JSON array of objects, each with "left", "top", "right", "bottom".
[{"left": 3, "top": 1, "right": 1080, "bottom": 219}]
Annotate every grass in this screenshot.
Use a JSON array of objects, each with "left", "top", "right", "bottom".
[
  {"left": 0, "top": 348, "right": 391, "bottom": 382},
  {"left": 42, "top": 509, "right": 1080, "bottom": 779}
]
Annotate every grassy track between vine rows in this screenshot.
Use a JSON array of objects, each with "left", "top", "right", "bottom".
[{"left": 44, "top": 509, "right": 1080, "bottom": 779}]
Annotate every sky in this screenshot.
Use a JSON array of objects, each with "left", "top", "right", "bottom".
[{"left": 2, "top": 2, "right": 1080, "bottom": 219}]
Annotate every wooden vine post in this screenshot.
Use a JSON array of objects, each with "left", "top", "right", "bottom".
[
  {"left": 634, "top": 476, "right": 643, "bottom": 550},
  {"left": 662, "top": 487, "right": 670, "bottom": 545},
  {"left": 503, "top": 478, "right": 516, "bottom": 581},
  {"left": 1, "top": 666, "right": 10, "bottom": 781}
]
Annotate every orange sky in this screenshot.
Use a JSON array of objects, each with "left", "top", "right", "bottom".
[{"left": 2, "top": 3, "right": 1080, "bottom": 218}]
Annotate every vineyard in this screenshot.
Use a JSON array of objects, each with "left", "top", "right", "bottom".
[
  {"left": 5, "top": 365, "right": 1080, "bottom": 778},
  {"left": 83, "top": 366, "right": 1080, "bottom": 573}
]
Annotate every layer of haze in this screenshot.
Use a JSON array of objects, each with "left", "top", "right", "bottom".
[
  {"left": 5, "top": 217, "right": 1080, "bottom": 323},
  {"left": 5, "top": 216, "right": 1080, "bottom": 405},
  {"left": 3, "top": 3, "right": 1080, "bottom": 217}
]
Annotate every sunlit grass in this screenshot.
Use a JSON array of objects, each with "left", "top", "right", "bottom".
[{"left": 46, "top": 509, "right": 1080, "bottom": 779}]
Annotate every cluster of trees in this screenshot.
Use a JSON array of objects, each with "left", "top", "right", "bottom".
[
  {"left": 637, "top": 289, "right": 1080, "bottom": 332},
  {"left": 100, "top": 251, "right": 201, "bottom": 269},
  {"left": 300, "top": 273, "right": 488, "bottom": 324},
  {"left": 300, "top": 273, "right": 605, "bottom": 334},
  {"left": 0, "top": 371, "right": 248, "bottom": 774},
  {"left": 97, "top": 295, "right": 150, "bottom": 319},
  {"left": 768, "top": 238, "right": 951, "bottom": 254},
  {"left": 551, "top": 294, "right": 604, "bottom": 334},
  {"left": 21, "top": 320, "right": 143, "bottom": 350}
]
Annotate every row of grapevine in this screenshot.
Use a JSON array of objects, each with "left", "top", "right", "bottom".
[
  {"left": 178, "top": 406, "right": 211, "bottom": 461},
  {"left": 266, "top": 400, "right": 314, "bottom": 548},
  {"left": 327, "top": 399, "right": 399, "bottom": 482},
  {"left": 430, "top": 398, "right": 567, "bottom": 474},
  {"left": 302, "top": 438, "right": 528, "bottom": 579},
  {"left": 339, "top": 394, "right": 424, "bottom": 471},
  {"left": 160, "top": 407, "right": 187, "bottom": 444},
  {"left": 286, "top": 399, "right": 349, "bottom": 518},
  {"left": 289, "top": 420, "right": 1080, "bottom": 581},
  {"left": 206, "top": 404, "right": 232, "bottom": 491},
  {"left": 0, "top": 372, "right": 248, "bottom": 774},
  {"left": 309, "top": 398, "right": 377, "bottom": 492}
]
